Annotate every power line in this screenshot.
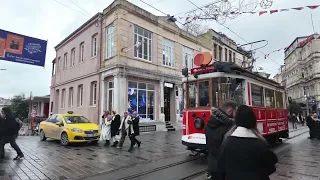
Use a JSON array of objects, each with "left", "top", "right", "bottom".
[
  {"left": 174, "top": 0, "right": 224, "bottom": 16},
  {"left": 186, "top": 0, "right": 282, "bottom": 66},
  {"left": 67, "top": 0, "right": 92, "bottom": 16},
  {"left": 51, "top": 0, "right": 91, "bottom": 18}
]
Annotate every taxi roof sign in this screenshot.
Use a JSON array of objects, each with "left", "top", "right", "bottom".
[{"left": 67, "top": 111, "right": 74, "bottom": 114}]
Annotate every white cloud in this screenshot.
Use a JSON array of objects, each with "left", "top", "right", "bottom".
[{"left": 0, "top": 0, "right": 318, "bottom": 97}]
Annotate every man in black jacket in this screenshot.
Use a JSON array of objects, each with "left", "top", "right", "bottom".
[{"left": 205, "top": 101, "right": 238, "bottom": 180}]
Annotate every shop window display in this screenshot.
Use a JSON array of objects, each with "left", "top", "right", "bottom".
[{"left": 128, "top": 81, "right": 155, "bottom": 120}]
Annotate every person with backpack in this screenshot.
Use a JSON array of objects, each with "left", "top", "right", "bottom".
[{"left": 0, "top": 107, "right": 24, "bottom": 160}]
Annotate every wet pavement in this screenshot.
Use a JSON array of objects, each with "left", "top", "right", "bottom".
[
  {"left": 0, "top": 126, "right": 310, "bottom": 180},
  {"left": 0, "top": 130, "right": 186, "bottom": 180}
]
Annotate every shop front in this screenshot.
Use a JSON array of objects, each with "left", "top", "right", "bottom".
[{"left": 100, "top": 66, "right": 182, "bottom": 124}]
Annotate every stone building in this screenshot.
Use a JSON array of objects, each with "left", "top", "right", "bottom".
[{"left": 284, "top": 34, "right": 320, "bottom": 113}]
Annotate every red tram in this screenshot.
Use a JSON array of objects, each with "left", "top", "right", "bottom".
[{"left": 181, "top": 54, "right": 288, "bottom": 153}]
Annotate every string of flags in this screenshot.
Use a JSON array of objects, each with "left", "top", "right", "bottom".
[
  {"left": 264, "top": 36, "right": 315, "bottom": 59},
  {"left": 256, "top": 5, "right": 319, "bottom": 16},
  {"left": 179, "top": 5, "right": 320, "bottom": 20}
]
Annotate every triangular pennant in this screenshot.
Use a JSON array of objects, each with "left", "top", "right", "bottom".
[
  {"left": 193, "top": 16, "right": 198, "bottom": 20},
  {"left": 259, "top": 11, "right": 267, "bottom": 16},
  {"left": 292, "top": 7, "right": 304, "bottom": 10},
  {"left": 270, "top": 10, "right": 278, "bottom": 14},
  {"left": 307, "top": 5, "right": 319, "bottom": 10}
]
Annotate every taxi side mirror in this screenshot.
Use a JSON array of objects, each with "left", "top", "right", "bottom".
[{"left": 56, "top": 122, "right": 61, "bottom": 126}]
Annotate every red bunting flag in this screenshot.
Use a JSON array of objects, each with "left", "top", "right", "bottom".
[
  {"left": 307, "top": 5, "right": 319, "bottom": 9},
  {"left": 259, "top": 11, "right": 267, "bottom": 16},
  {"left": 270, "top": 10, "right": 278, "bottom": 14},
  {"left": 292, "top": 7, "right": 304, "bottom": 10}
]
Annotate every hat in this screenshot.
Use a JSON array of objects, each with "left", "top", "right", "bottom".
[{"left": 235, "top": 105, "right": 256, "bottom": 129}]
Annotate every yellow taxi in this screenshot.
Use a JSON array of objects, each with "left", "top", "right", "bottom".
[{"left": 39, "top": 111, "right": 101, "bottom": 146}]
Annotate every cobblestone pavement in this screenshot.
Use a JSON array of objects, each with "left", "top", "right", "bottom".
[
  {"left": 0, "top": 131, "right": 186, "bottom": 180},
  {"left": 270, "top": 138, "right": 320, "bottom": 180}
]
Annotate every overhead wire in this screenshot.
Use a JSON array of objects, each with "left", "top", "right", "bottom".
[
  {"left": 186, "top": 0, "right": 282, "bottom": 67},
  {"left": 67, "top": 0, "right": 92, "bottom": 16},
  {"left": 51, "top": 0, "right": 91, "bottom": 18}
]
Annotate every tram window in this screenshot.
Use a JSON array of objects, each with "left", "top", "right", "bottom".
[
  {"left": 220, "top": 77, "right": 243, "bottom": 105},
  {"left": 188, "top": 83, "right": 198, "bottom": 108},
  {"left": 251, "top": 84, "right": 264, "bottom": 106},
  {"left": 212, "top": 78, "right": 218, "bottom": 107},
  {"left": 275, "top": 91, "right": 284, "bottom": 108},
  {"left": 265, "top": 88, "right": 275, "bottom": 108},
  {"left": 199, "top": 81, "right": 209, "bottom": 106}
]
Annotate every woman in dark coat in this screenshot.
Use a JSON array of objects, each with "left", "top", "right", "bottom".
[
  {"left": 128, "top": 111, "right": 141, "bottom": 152},
  {"left": 111, "top": 111, "right": 121, "bottom": 147},
  {"left": 218, "top": 105, "right": 278, "bottom": 180},
  {"left": 0, "top": 107, "right": 24, "bottom": 160}
]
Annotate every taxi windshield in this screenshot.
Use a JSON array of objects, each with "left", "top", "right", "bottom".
[{"left": 64, "top": 116, "right": 91, "bottom": 124}]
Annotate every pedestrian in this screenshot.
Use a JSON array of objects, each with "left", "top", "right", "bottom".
[
  {"left": 100, "top": 111, "right": 112, "bottom": 146},
  {"left": 111, "top": 110, "right": 121, "bottom": 147},
  {"left": 218, "top": 105, "right": 278, "bottom": 180},
  {"left": 291, "top": 113, "right": 297, "bottom": 129},
  {"left": 117, "top": 111, "right": 132, "bottom": 149},
  {"left": 0, "top": 107, "right": 24, "bottom": 160},
  {"left": 306, "top": 113, "right": 316, "bottom": 139},
  {"left": 128, "top": 111, "right": 141, "bottom": 152},
  {"left": 205, "top": 101, "right": 238, "bottom": 180}
]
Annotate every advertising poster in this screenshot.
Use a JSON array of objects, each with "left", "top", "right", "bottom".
[{"left": 0, "top": 29, "right": 47, "bottom": 67}]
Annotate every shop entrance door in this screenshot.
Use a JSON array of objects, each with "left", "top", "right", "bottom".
[{"left": 164, "top": 87, "right": 171, "bottom": 122}]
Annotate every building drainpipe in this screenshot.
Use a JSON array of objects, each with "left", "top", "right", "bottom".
[{"left": 97, "top": 13, "right": 103, "bottom": 125}]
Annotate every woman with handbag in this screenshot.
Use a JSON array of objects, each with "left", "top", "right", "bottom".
[
  {"left": 100, "top": 111, "right": 112, "bottom": 146},
  {"left": 218, "top": 105, "right": 278, "bottom": 180}
]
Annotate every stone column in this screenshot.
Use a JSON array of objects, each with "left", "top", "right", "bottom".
[
  {"left": 159, "top": 80, "right": 165, "bottom": 122},
  {"left": 176, "top": 84, "right": 183, "bottom": 122},
  {"left": 118, "top": 74, "right": 127, "bottom": 115},
  {"left": 99, "top": 75, "right": 106, "bottom": 126},
  {"left": 113, "top": 74, "right": 120, "bottom": 114}
]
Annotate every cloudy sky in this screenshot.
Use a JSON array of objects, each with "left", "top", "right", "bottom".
[{"left": 0, "top": 0, "right": 318, "bottom": 98}]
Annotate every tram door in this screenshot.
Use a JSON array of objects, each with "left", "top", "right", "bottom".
[{"left": 164, "top": 87, "right": 171, "bottom": 122}]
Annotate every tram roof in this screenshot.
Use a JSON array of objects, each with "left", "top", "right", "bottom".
[{"left": 185, "top": 62, "right": 283, "bottom": 89}]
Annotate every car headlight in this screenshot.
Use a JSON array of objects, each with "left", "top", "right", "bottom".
[
  {"left": 194, "top": 117, "right": 205, "bottom": 130},
  {"left": 71, "top": 128, "right": 83, "bottom": 133}
]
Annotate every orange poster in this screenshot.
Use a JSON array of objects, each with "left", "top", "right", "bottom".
[
  {"left": 0, "top": 38, "right": 5, "bottom": 57},
  {"left": 5, "top": 33, "right": 24, "bottom": 55}
]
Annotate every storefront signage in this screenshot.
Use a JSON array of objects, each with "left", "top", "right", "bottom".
[
  {"left": 190, "top": 66, "right": 215, "bottom": 75},
  {"left": 164, "top": 82, "right": 173, "bottom": 88},
  {"left": 193, "top": 52, "right": 212, "bottom": 66}
]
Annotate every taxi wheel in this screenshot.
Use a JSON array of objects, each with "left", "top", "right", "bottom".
[
  {"left": 39, "top": 130, "right": 47, "bottom": 141},
  {"left": 60, "top": 132, "right": 69, "bottom": 146}
]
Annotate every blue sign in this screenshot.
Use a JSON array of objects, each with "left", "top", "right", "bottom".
[{"left": 0, "top": 29, "right": 47, "bottom": 67}]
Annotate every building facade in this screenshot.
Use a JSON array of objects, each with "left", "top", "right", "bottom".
[
  {"left": 284, "top": 34, "right": 320, "bottom": 113},
  {"left": 99, "top": 0, "right": 212, "bottom": 124},
  {"left": 50, "top": 13, "right": 102, "bottom": 124},
  {"left": 29, "top": 95, "right": 50, "bottom": 118},
  {"left": 199, "top": 29, "right": 252, "bottom": 67}
]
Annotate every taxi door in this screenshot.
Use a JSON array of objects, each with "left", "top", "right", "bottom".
[
  {"left": 43, "top": 115, "right": 57, "bottom": 138},
  {"left": 52, "top": 115, "right": 65, "bottom": 139}
]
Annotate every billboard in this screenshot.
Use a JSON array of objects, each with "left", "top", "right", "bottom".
[{"left": 0, "top": 29, "right": 47, "bottom": 67}]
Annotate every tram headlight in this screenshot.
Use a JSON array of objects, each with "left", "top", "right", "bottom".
[{"left": 194, "top": 117, "right": 205, "bottom": 130}]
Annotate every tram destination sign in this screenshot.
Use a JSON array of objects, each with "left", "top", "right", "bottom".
[{"left": 191, "top": 66, "right": 215, "bottom": 75}]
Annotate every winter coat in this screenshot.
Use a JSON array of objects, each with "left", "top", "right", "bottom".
[
  {"left": 119, "top": 115, "right": 133, "bottom": 135},
  {"left": 0, "top": 117, "right": 4, "bottom": 137},
  {"left": 100, "top": 115, "right": 112, "bottom": 141},
  {"left": 1, "top": 115, "right": 19, "bottom": 137},
  {"left": 131, "top": 116, "right": 140, "bottom": 136},
  {"left": 306, "top": 115, "right": 315, "bottom": 128},
  {"left": 218, "top": 127, "right": 278, "bottom": 180},
  {"left": 205, "top": 107, "right": 234, "bottom": 175},
  {"left": 111, "top": 114, "right": 121, "bottom": 137}
]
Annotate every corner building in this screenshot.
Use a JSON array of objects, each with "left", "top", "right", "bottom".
[{"left": 99, "top": 0, "right": 211, "bottom": 124}]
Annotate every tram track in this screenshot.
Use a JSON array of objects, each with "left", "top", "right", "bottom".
[
  {"left": 85, "top": 129, "right": 309, "bottom": 180},
  {"left": 117, "top": 130, "right": 309, "bottom": 180}
]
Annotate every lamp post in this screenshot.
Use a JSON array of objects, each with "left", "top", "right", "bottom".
[{"left": 304, "top": 94, "right": 309, "bottom": 115}]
